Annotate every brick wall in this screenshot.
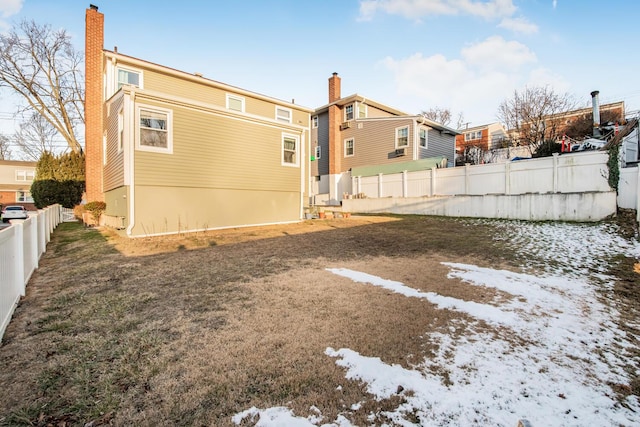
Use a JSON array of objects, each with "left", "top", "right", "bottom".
[
  {"left": 328, "top": 73, "right": 342, "bottom": 174},
  {"left": 84, "top": 6, "right": 104, "bottom": 202}
]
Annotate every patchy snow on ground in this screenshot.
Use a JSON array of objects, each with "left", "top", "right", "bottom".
[{"left": 233, "top": 221, "right": 640, "bottom": 426}]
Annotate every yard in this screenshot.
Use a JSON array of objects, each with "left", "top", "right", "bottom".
[{"left": 0, "top": 214, "right": 639, "bottom": 426}]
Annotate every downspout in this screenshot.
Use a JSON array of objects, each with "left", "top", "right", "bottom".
[
  {"left": 126, "top": 89, "right": 136, "bottom": 236},
  {"left": 300, "top": 129, "right": 306, "bottom": 218}
]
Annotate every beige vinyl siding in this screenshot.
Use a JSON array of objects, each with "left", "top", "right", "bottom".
[
  {"left": 103, "top": 94, "right": 125, "bottom": 191},
  {"left": 133, "top": 100, "right": 304, "bottom": 192},
  {"left": 130, "top": 186, "right": 300, "bottom": 237},
  {"left": 341, "top": 118, "right": 415, "bottom": 171},
  {"left": 118, "top": 61, "right": 308, "bottom": 127},
  {"left": 104, "top": 186, "right": 128, "bottom": 221}
]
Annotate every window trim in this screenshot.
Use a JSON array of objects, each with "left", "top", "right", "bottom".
[
  {"left": 344, "top": 104, "right": 354, "bottom": 121},
  {"left": 281, "top": 133, "right": 300, "bottom": 167},
  {"left": 15, "top": 170, "right": 35, "bottom": 182},
  {"left": 226, "top": 93, "right": 245, "bottom": 113},
  {"left": 16, "top": 190, "right": 34, "bottom": 203},
  {"left": 344, "top": 137, "right": 354, "bottom": 157},
  {"left": 312, "top": 115, "right": 318, "bottom": 128},
  {"left": 116, "top": 65, "right": 143, "bottom": 90},
  {"left": 276, "top": 106, "right": 293, "bottom": 123},
  {"left": 395, "top": 126, "right": 409, "bottom": 149},
  {"left": 419, "top": 127, "right": 428, "bottom": 148},
  {"left": 358, "top": 103, "right": 367, "bottom": 119},
  {"left": 135, "top": 104, "right": 173, "bottom": 154}
]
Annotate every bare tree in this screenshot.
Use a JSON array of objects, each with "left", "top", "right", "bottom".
[
  {"left": 0, "top": 134, "right": 11, "bottom": 160},
  {"left": 422, "top": 107, "right": 452, "bottom": 126},
  {"left": 0, "top": 20, "right": 84, "bottom": 154},
  {"left": 14, "top": 112, "right": 59, "bottom": 160},
  {"left": 497, "top": 86, "right": 576, "bottom": 154}
]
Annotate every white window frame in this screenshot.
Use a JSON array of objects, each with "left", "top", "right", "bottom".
[
  {"left": 226, "top": 94, "right": 245, "bottom": 113},
  {"left": 312, "top": 115, "right": 318, "bottom": 128},
  {"left": 15, "top": 170, "right": 35, "bottom": 182},
  {"left": 16, "top": 191, "right": 34, "bottom": 203},
  {"left": 344, "top": 137, "right": 354, "bottom": 157},
  {"left": 419, "top": 127, "right": 428, "bottom": 148},
  {"left": 116, "top": 65, "right": 143, "bottom": 90},
  {"left": 282, "top": 133, "right": 299, "bottom": 167},
  {"left": 276, "top": 106, "right": 292, "bottom": 123},
  {"left": 315, "top": 145, "right": 321, "bottom": 159},
  {"left": 358, "top": 103, "right": 367, "bottom": 119},
  {"left": 395, "top": 126, "right": 409, "bottom": 148},
  {"left": 345, "top": 104, "right": 354, "bottom": 121},
  {"left": 136, "top": 104, "right": 173, "bottom": 154}
]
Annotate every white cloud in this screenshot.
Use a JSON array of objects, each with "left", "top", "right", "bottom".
[
  {"left": 498, "top": 16, "right": 539, "bottom": 34},
  {"left": 381, "top": 36, "right": 539, "bottom": 124},
  {"left": 358, "top": 0, "right": 516, "bottom": 21},
  {"left": 461, "top": 36, "right": 536, "bottom": 70},
  {"left": 0, "top": 0, "right": 22, "bottom": 18},
  {"left": 553, "top": 0, "right": 558, "bottom": 9}
]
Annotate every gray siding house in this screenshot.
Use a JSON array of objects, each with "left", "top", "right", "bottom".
[{"left": 311, "top": 73, "right": 458, "bottom": 204}]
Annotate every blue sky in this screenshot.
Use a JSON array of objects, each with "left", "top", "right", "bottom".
[{"left": 1, "top": 0, "right": 640, "bottom": 141}]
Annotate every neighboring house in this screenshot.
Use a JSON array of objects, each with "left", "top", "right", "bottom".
[
  {"left": 0, "top": 160, "right": 36, "bottom": 211},
  {"left": 455, "top": 122, "right": 508, "bottom": 164},
  {"left": 85, "top": 6, "right": 312, "bottom": 237},
  {"left": 311, "top": 73, "right": 458, "bottom": 204}
]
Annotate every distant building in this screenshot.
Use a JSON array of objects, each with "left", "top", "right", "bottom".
[{"left": 0, "top": 160, "right": 36, "bottom": 210}]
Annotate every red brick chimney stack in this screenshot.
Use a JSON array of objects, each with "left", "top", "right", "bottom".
[
  {"left": 85, "top": 4, "right": 104, "bottom": 202},
  {"left": 329, "top": 72, "right": 341, "bottom": 103},
  {"left": 328, "top": 72, "right": 342, "bottom": 174}
]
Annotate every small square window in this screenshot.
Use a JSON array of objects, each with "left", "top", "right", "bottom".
[
  {"left": 226, "top": 94, "right": 245, "bottom": 112},
  {"left": 136, "top": 105, "right": 173, "bottom": 154},
  {"left": 312, "top": 115, "right": 318, "bottom": 128},
  {"left": 276, "top": 106, "right": 292, "bottom": 123},
  {"left": 117, "top": 67, "right": 141, "bottom": 90}
]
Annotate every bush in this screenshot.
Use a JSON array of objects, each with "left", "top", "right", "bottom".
[
  {"left": 73, "top": 204, "right": 85, "bottom": 221},
  {"left": 84, "top": 201, "right": 106, "bottom": 224},
  {"left": 31, "top": 179, "right": 85, "bottom": 209}
]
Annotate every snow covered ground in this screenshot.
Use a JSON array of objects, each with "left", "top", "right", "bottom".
[{"left": 233, "top": 220, "right": 640, "bottom": 426}]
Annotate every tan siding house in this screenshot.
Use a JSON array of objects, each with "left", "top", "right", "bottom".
[{"left": 86, "top": 6, "right": 311, "bottom": 237}]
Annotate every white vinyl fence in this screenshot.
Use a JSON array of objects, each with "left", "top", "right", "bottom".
[
  {"left": 351, "top": 151, "right": 611, "bottom": 198},
  {"left": 344, "top": 151, "right": 639, "bottom": 222},
  {"left": 0, "top": 205, "right": 62, "bottom": 341}
]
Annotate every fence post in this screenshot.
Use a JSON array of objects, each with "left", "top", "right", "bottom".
[
  {"left": 430, "top": 167, "right": 436, "bottom": 196},
  {"left": 13, "top": 221, "right": 26, "bottom": 296},
  {"left": 553, "top": 153, "right": 559, "bottom": 193},
  {"left": 378, "top": 173, "right": 383, "bottom": 198},
  {"left": 465, "top": 163, "right": 470, "bottom": 194},
  {"left": 37, "top": 210, "right": 45, "bottom": 258},
  {"left": 402, "top": 170, "right": 408, "bottom": 197},
  {"left": 505, "top": 161, "right": 511, "bottom": 195}
]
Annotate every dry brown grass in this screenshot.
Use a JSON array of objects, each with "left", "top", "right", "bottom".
[{"left": 0, "top": 214, "right": 637, "bottom": 426}]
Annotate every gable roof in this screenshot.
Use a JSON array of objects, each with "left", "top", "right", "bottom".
[
  {"left": 314, "top": 94, "right": 407, "bottom": 116},
  {"left": 351, "top": 156, "right": 448, "bottom": 177}
]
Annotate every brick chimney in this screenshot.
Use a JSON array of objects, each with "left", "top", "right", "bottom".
[
  {"left": 329, "top": 72, "right": 341, "bottom": 103},
  {"left": 85, "top": 4, "right": 104, "bottom": 202},
  {"left": 328, "top": 72, "right": 342, "bottom": 174}
]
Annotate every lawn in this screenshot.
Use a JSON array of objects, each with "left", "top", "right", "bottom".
[{"left": 0, "top": 214, "right": 638, "bottom": 426}]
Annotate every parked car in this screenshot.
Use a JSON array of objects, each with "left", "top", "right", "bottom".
[{"left": 1, "top": 205, "right": 29, "bottom": 222}]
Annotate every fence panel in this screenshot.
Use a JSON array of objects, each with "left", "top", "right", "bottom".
[
  {"left": 0, "top": 205, "right": 61, "bottom": 342},
  {"left": 619, "top": 167, "right": 639, "bottom": 210}
]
